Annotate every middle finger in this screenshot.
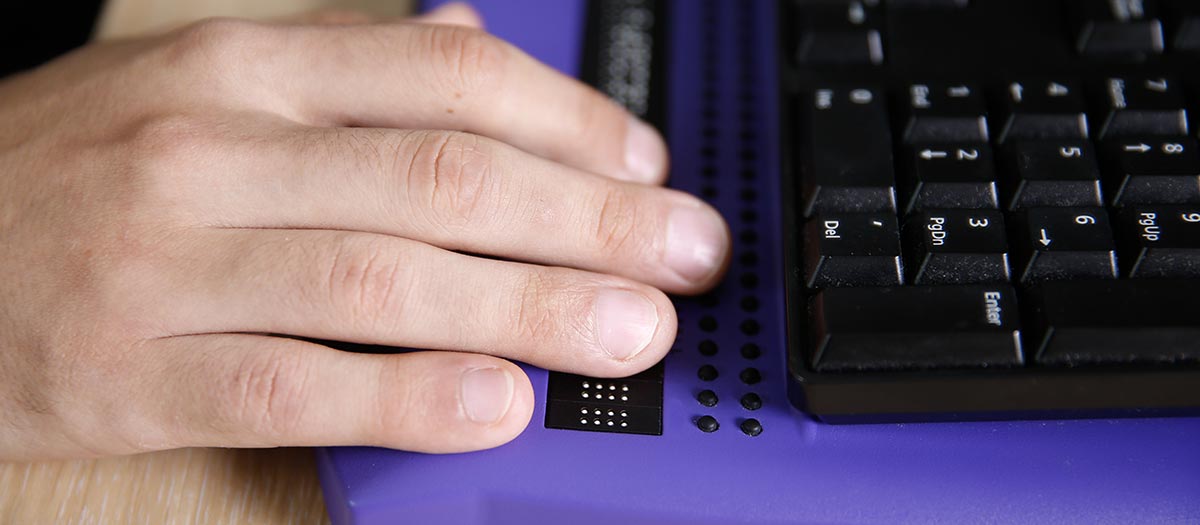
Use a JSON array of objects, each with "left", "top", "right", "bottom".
[{"left": 188, "top": 125, "right": 730, "bottom": 294}]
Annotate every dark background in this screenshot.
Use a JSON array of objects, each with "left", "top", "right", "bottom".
[{"left": 1, "top": 2, "right": 105, "bottom": 78}]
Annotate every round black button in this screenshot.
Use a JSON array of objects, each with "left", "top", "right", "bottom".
[
  {"left": 740, "top": 393, "right": 763, "bottom": 411},
  {"left": 740, "top": 343, "right": 761, "bottom": 360},
  {"left": 697, "top": 364, "right": 719, "bottom": 382},
  {"left": 696, "top": 389, "right": 719, "bottom": 407},
  {"left": 739, "top": 367, "right": 762, "bottom": 385},
  {"left": 698, "top": 340, "right": 718, "bottom": 357},
  {"left": 740, "top": 418, "right": 763, "bottom": 437},
  {"left": 697, "top": 415, "right": 720, "bottom": 433}
]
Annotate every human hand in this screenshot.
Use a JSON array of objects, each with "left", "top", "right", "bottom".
[{"left": 0, "top": 3, "right": 729, "bottom": 460}]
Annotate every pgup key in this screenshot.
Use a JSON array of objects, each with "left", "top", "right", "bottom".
[{"left": 1116, "top": 205, "right": 1200, "bottom": 278}]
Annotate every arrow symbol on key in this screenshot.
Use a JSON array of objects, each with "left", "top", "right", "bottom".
[
  {"left": 920, "top": 149, "right": 948, "bottom": 160},
  {"left": 1124, "top": 143, "right": 1151, "bottom": 153},
  {"left": 1039, "top": 229, "right": 1052, "bottom": 246}
]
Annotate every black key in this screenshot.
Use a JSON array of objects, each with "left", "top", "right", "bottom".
[
  {"left": 1004, "top": 140, "right": 1104, "bottom": 209},
  {"left": 809, "top": 285, "right": 1023, "bottom": 372},
  {"left": 804, "top": 212, "right": 902, "bottom": 287},
  {"left": 901, "top": 143, "right": 998, "bottom": 213},
  {"left": 1072, "top": 0, "right": 1165, "bottom": 60},
  {"left": 1096, "top": 76, "right": 1188, "bottom": 138},
  {"left": 900, "top": 83, "right": 988, "bottom": 143},
  {"left": 800, "top": 87, "right": 896, "bottom": 215},
  {"left": 1010, "top": 207, "right": 1118, "bottom": 282},
  {"left": 995, "top": 79, "right": 1089, "bottom": 142},
  {"left": 1025, "top": 280, "right": 1200, "bottom": 366},
  {"left": 904, "top": 209, "right": 1009, "bottom": 284},
  {"left": 1164, "top": 0, "right": 1200, "bottom": 52},
  {"left": 1102, "top": 137, "right": 1200, "bottom": 206},
  {"left": 794, "top": 1, "right": 884, "bottom": 66},
  {"left": 1115, "top": 205, "right": 1200, "bottom": 277}
]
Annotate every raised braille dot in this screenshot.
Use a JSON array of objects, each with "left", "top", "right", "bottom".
[
  {"left": 740, "top": 367, "right": 762, "bottom": 385},
  {"left": 698, "top": 339, "right": 718, "bottom": 356},
  {"left": 697, "top": 389, "right": 719, "bottom": 407},
  {"left": 697, "top": 415, "right": 720, "bottom": 433},
  {"left": 620, "top": 395, "right": 628, "bottom": 401},
  {"left": 741, "top": 343, "right": 761, "bottom": 360},
  {"left": 698, "top": 364, "right": 719, "bottom": 381},
  {"left": 699, "top": 316, "right": 718, "bottom": 332},
  {"left": 701, "top": 186, "right": 718, "bottom": 199},
  {"left": 620, "top": 422, "right": 628, "bottom": 427},
  {"left": 740, "top": 418, "right": 763, "bottom": 437},
  {"left": 740, "top": 273, "right": 759, "bottom": 289},
  {"left": 740, "top": 251, "right": 758, "bottom": 266},
  {"left": 740, "top": 319, "right": 761, "bottom": 336},
  {"left": 581, "top": 392, "right": 589, "bottom": 398},
  {"left": 582, "top": 381, "right": 590, "bottom": 388},
  {"left": 740, "top": 188, "right": 758, "bottom": 201},
  {"left": 739, "top": 230, "right": 758, "bottom": 244},
  {"left": 740, "top": 393, "right": 763, "bottom": 411},
  {"left": 740, "top": 209, "right": 758, "bottom": 223}
]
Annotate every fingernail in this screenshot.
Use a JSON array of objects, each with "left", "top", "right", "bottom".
[
  {"left": 593, "top": 288, "right": 659, "bottom": 361},
  {"left": 460, "top": 367, "right": 514, "bottom": 425},
  {"left": 664, "top": 205, "right": 727, "bottom": 283},
  {"left": 623, "top": 116, "right": 667, "bottom": 183}
]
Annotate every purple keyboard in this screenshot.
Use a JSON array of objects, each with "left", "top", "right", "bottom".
[{"left": 316, "top": 1, "right": 1200, "bottom": 523}]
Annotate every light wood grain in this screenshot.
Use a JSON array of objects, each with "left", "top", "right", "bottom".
[
  {"left": 3, "top": 1, "right": 416, "bottom": 523},
  {"left": 0, "top": 448, "right": 329, "bottom": 525}
]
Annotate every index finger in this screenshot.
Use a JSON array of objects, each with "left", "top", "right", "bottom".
[{"left": 207, "top": 21, "right": 668, "bottom": 184}]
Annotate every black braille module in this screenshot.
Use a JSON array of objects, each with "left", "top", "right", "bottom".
[
  {"left": 698, "top": 365, "right": 719, "bottom": 381},
  {"left": 697, "top": 415, "right": 720, "bottom": 433},
  {"left": 740, "top": 393, "right": 763, "bottom": 411},
  {"left": 739, "top": 418, "right": 763, "bottom": 437},
  {"left": 697, "top": 389, "right": 719, "bottom": 407}
]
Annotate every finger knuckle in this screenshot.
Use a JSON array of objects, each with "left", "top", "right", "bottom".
[
  {"left": 409, "top": 131, "right": 497, "bottom": 229},
  {"left": 424, "top": 26, "right": 507, "bottom": 100},
  {"left": 508, "top": 269, "right": 590, "bottom": 351},
  {"left": 164, "top": 18, "right": 268, "bottom": 67},
  {"left": 223, "top": 348, "right": 312, "bottom": 439},
  {"left": 591, "top": 186, "right": 650, "bottom": 259},
  {"left": 322, "top": 236, "right": 414, "bottom": 331},
  {"left": 372, "top": 359, "right": 429, "bottom": 441}
]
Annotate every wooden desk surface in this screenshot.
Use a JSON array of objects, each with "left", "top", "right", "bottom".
[
  {"left": 0, "top": 448, "right": 329, "bottom": 524},
  {"left": 2, "top": 1, "right": 413, "bottom": 523}
]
